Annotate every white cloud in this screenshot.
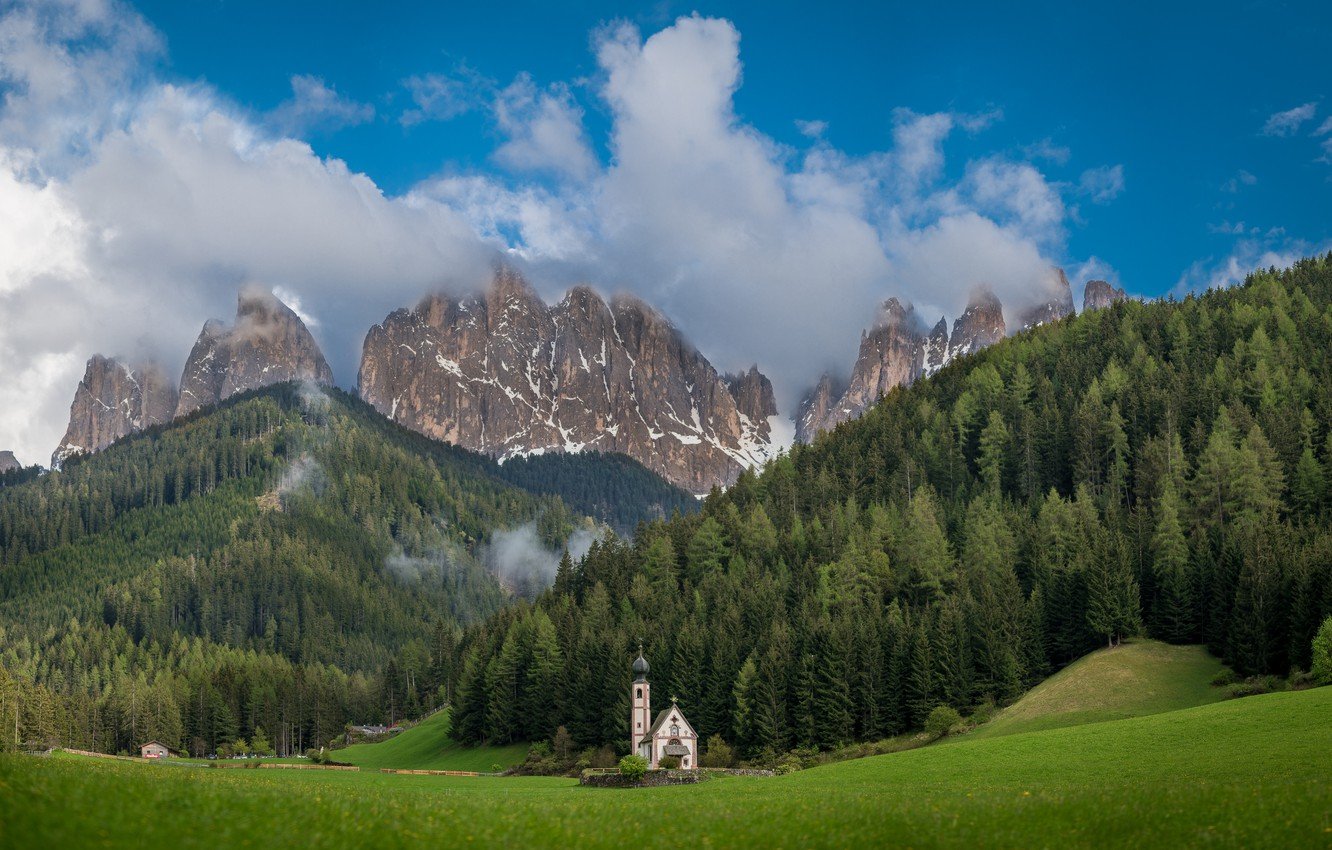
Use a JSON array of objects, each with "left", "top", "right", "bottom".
[
  {"left": 795, "top": 119, "right": 827, "bottom": 138},
  {"left": 1024, "top": 138, "right": 1070, "bottom": 165},
  {"left": 1221, "top": 169, "right": 1257, "bottom": 193},
  {"left": 967, "top": 157, "right": 1067, "bottom": 239},
  {"left": 1262, "top": 102, "right": 1317, "bottom": 137},
  {"left": 1078, "top": 164, "right": 1125, "bottom": 204},
  {"left": 0, "top": 3, "right": 496, "bottom": 464},
  {"left": 399, "top": 71, "right": 480, "bottom": 127},
  {"left": 1175, "top": 236, "right": 1330, "bottom": 295},
  {"left": 492, "top": 74, "right": 597, "bottom": 181},
  {"left": 267, "top": 74, "right": 374, "bottom": 135}
]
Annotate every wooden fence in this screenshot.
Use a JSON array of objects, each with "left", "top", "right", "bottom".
[{"left": 377, "top": 768, "right": 480, "bottom": 777}]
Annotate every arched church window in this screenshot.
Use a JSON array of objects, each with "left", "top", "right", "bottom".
[
  {"left": 636, "top": 687, "right": 642, "bottom": 699},
  {"left": 670, "top": 724, "right": 680, "bottom": 736}
]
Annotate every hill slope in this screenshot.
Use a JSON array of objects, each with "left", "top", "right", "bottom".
[
  {"left": 0, "top": 383, "right": 635, "bottom": 757},
  {"left": 970, "top": 639, "right": 1227, "bottom": 739},
  {"left": 335, "top": 710, "right": 527, "bottom": 772},
  {"left": 3, "top": 684, "right": 1329, "bottom": 848}
]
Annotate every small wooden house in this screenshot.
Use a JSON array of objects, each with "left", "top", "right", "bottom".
[{"left": 139, "top": 741, "right": 179, "bottom": 759}]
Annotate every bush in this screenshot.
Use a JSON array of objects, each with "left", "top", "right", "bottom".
[
  {"left": 774, "top": 754, "right": 803, "bottom": 775},
  {"left": 1211, "top": 669, "right": 1240, "bottom": 687},
  {"left": 925, "top": 705, "right": 963, "bottom": 738},
  {"left": 700, "top": 734, "right": 735, "bottom": 768},
  {"left": 968, "top": 697, "right": 997, "bottom": 727},
  {"left": 618, "top": 754, "right": 648, "bottom": 781},
  {"left": 1224, "top": 675, "right": 1286, "bottom": 699},
  {"left": 1312, "top": 616, "right": 1332, "bottom": 686},
  {"left": 658, "top": 755, "right": 681, "bottom": 769}
]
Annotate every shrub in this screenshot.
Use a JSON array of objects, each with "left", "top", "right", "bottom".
[
  {"left": 1211, "top": 669, "right": 1240, "bottom": 687},
  {"left": 774, "top": 754, "right": 803, "bottom": 775},
  {"left": 552, "top": 726, "right": 574, "bottom": 762},
  {"left": 1224, "top": 675, "right": 1286, "bottom": 699},
  {"left": 658, "top": 755, "right": 681, "bottom": 769},
  {"left": 1312, "top": 616, "right": 1332, "bottom": 686},
  {"left": 701, "top": 734, "right": 735, "bottom": 768},
  {"left": 968, "top": 697, "right": 997, "bottom": 727},
  {"left": 925, "top": 705, "right": 963, "bottom": 738},
  {"left": 618, "top": 754, "right": 648, "bottom": 781}
]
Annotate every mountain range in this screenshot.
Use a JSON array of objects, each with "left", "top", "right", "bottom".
[{"left": 49, "top": 265, "right": 1126, "bottom": 493}]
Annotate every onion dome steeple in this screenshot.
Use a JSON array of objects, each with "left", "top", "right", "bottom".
[{"left": 632, "top": 643, "right": 650, "bottom": 682}]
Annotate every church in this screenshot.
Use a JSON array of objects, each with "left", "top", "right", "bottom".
[{"left": 630, "top": 647, "right": 698, "bottom": 769}]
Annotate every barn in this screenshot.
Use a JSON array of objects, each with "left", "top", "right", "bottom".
[{"left": 139, "top": 741, "right": 178, "bottom": 759}]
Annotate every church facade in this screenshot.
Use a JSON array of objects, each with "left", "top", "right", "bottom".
[{"left": 630, "top": 648, "right": 698, "bottom": 769}]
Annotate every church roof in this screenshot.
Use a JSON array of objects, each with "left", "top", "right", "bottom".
[{"left": 642, "top": 702, "right": 694, "bottom": 740}]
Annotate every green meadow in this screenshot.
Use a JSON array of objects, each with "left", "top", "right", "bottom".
[
  {"left": 972, "top": 639, "right": 1227, "bottom": 739},
  {"left": 2, "top": 685, "right": 1329, "bottom": 849},
  {"left": 334, "top": 710, "right": 528, "bottom": 773}
]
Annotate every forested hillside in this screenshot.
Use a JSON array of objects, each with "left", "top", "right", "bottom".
[
  {"left": 0, "top": 384, "right": 610, "bottom": 756},
  {"left": 450, "top": 255, "right": 1332, "bottom": 758},
  {"left": 493, "top": 452, "right": 698, "bottom": 534}
]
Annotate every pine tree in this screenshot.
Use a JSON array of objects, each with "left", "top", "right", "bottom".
[
  {"left": 1085, "top": 536, "right": 1142, "bottom": 648},
  {"left": 1151, "top": 481, "right": 1194, "bottom": 642}
]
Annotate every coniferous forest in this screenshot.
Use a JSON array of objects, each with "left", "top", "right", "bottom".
[
  {"left": 0, "top": 385, "right": 681, "bottom": 756},
  {"left": 3, "top": 257, "right": 1332, "bottom": 763},
  {"left": 447, "top": 256, "right": 1332, "bottom": 758}
]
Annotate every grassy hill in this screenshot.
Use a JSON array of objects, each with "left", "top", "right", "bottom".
[
  {"left": 3, "top": 685, "right": 1329, "bottom": 848},
  {"left": 971, "top": 639, "right": 1229, "bottom": 739},
  {"left": 334, "top": 710, "right": 527, "bottom": 772}
]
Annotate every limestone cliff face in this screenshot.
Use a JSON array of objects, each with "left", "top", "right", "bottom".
[
  {"left": 794, "top": 373, "right": 846, "bottom": 445},
  {"left": 947, "top": 288, "right": 1007, "bottom": 361},
  {"left": 53, "top": 356, "right": 178, "bottom": 467},
  {"left": 1018, "top": 268, "right": 1076, "bottom": 331},
  {"left": 0, "top": 451, "right": 19, "bottom": 473},
  {"left": 725, "top": 366, "right": 778, "bottom": 426},
  {"left": 358, "top": 267, "right": 778, "bottom": 494},
  {"left": 796, "top": 280, "right": 1047, "bottom": 442},
  {"left": 1083, "top": 279, "right": 1127, "bottom": 311},
  {"left": 176, "top": 289, "right": 333, "bottom": 418}
]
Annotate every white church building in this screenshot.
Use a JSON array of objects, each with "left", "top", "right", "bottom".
[{"left": 630, "top": 647, "right": 698, "bottom": 769}]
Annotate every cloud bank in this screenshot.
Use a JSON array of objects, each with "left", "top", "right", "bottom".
[{"left": 0, "top": 3, "right": 1126, "bottom": 463}]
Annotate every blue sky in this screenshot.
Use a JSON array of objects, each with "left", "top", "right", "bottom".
[
  {"left": 0, "top": 0, "right": 1330, "bottom": 462},
  {"left": 136, "top": 0, "right": 1332, "bottom": 295}
]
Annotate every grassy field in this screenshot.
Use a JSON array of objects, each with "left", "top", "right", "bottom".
[
  {"left": 2, "top": 685, "right": 1329, "bottom": 848},
  {"left": 332, "top": 709, "right": 528, "bottom": 772},
  {"left": 972, "top": 639, "right": 1228, "bottom": 739}
]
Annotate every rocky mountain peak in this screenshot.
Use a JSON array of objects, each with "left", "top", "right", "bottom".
[
  {"left": 0, "top": 451, "right": 19, "bottom": 473},
  {"left": 795, "top": 372, "right": 848, "bottom": 445},
  {"left": 1018, "top": 267, "right": 1076, "bottom": 331},
  {"left": 1083, "top": 279, "right": 1127, "bottom": 311},
  {"left": 948, "top": 287, "right": 1006, "bottom": 361},
  {"left": 358, "top": 267, "right": 779, "bottom": 494},
  {"left": 725, "top": 365, "right": 778, "bottom": 425},
  {"left": 176, "top": 289, "right": 333, "bottom": 418},
  {"left": 53, "top": 355, "right": 178, "bottom": 467},
  {"left": 921, "top": 316, "right": 950, "bottom": 376}
]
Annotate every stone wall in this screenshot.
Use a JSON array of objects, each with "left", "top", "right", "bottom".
[
  {"left": 579, "top": 769, "right": 707, "bottom": 788},
  {"left": 579, "top": 766, "right": 776, "bottom": 787}
]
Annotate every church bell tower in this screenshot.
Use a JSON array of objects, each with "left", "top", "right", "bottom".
[{"left": 630, "top": 644, "right": 651, "bottom": 758}]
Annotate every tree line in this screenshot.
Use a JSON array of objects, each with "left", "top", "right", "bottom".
[{"left": 448, "top": 256, "right": 1332, "bottom": 760}]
